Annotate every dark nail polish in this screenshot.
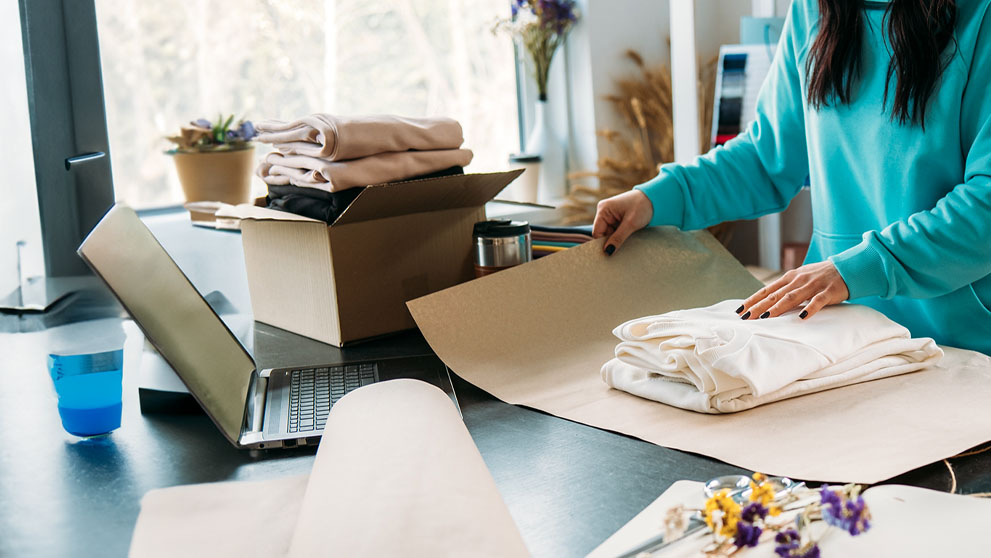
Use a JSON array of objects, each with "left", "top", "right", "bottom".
[
  {"left": 800, "top": 310, "right": 808, "bottom": 319},
  {"left": 605, "top": 244, "right": 616, "bottom": 256},
  {"left": 735, "top": 304, "right": 744, "bottom": 314},
  {"left": 759, "top": 311, "right": 770, "bottom": 319},
  {"left": 740, "top": 311, "right": 751, "bottom": 320}
]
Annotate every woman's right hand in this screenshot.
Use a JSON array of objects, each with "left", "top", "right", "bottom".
[{"left": 592, "top": 189, "right": 654, "bottom": 255}]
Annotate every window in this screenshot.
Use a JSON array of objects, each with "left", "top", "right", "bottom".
[
  {"left": 1, "top": 0, "right": 43, "bottom": 293},
  {"left": 95, "top": 0, "right": 518, "bottom": 209}
]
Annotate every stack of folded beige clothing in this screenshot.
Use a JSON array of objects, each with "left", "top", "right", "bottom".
[{"left": 255, "top": 114, "right": 474, "bottom": 192}]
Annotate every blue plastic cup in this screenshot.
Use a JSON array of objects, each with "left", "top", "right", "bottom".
[{"left": 48, "top": 349, "right": 123, "bottom": 437}]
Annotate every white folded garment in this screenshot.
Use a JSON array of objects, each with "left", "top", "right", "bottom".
[{"left": 601, "top": 299, "right": 943, "bottom": 413}]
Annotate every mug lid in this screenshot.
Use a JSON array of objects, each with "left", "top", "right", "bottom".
[{"left": 473, "top": 219, "right": 530, "bottom": 238}]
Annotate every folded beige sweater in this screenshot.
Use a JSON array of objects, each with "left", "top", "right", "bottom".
[
  {"left": 255, "top": 114, "right": 464, "bottom": 160},
  {"left": 256, "top": 149, "right": 474, "bottom": 192}
]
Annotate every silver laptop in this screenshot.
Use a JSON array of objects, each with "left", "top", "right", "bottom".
[{"left": 78, "top": 204, "right": 457, "bottom": 450}]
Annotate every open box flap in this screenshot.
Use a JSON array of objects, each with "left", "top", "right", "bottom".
[
  {"left": 229, "top": 170, "right": 523, "bottom": 227},
  {"left": 331, "top": 169, "right": 524, "bottom": 226},
  {"left": 229, "top": 203, "right": 325, "bottom": 224}
]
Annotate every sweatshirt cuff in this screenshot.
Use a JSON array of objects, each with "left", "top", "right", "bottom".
[
  {"left": 828, "top": 236, "right": 890, "bottom": 300},
  {"left": 634, "top": 171, "right": 686, "bottom": 228}
]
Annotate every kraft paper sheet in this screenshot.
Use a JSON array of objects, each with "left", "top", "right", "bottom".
[
  {"left": 128, "top": 474, "right": 308, "bottom": 558},
  {"left": 407, "top": 228, "right": 991, "bottom": 483},
  {"left": 128, "top": 380, "right": 528, "bottom": 558},
  {"left": 587, "top": 480, "right": 991, "bottom": 558}
]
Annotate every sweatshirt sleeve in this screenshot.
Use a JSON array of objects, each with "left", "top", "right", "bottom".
[
  {"left": 634, "top": 1, "right": 811, "bottom": 230},
  {"left": 829, "top": 6, "right": 991, "bottom": 301}
]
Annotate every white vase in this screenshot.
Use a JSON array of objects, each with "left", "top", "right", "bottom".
[{"left": 525, "top": 99, "right": 566, "bottom": 205}]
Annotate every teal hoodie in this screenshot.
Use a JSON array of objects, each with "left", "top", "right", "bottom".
[{"left": 636, "top": 0, "right": 991, "bottom": 354}]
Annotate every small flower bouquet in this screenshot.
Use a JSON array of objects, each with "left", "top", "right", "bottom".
[
  {"left": 166, "top": 114, "right": 257, "bottom": 153},
  {"left": 663, "top": 473, "right": 871, "bottom": 557},
  {"left": 495, "top": 0, "right": 580, "bottom": 100}
]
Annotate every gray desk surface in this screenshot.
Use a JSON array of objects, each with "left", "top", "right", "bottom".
[{"left": 2, "top": 211, "right": 989, "bottom": 558}]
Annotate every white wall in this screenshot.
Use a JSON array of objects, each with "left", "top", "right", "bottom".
[
  {"left": 0, "top": 0, "right": 44, "bottom": 295},
  {"left": 584, "top": 0, "right": 670, "bottom": 167},
  {"left": 562, "top": 0, "right": 750, "bottom": 177},
  {"left": 696, "top": 0, "right": 750, "bottom": 59}
]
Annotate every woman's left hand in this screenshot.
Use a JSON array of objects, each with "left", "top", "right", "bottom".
[{"left": 738, "top": 261, "right": 850, "bottom": 320}]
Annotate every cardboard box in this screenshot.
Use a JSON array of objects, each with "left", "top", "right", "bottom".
[{"left": 237, "top": 170, "right": 523, "bottom": 346}]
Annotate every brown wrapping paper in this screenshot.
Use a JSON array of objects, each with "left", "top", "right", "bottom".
[
  {"left": 407, "top": 228, "right": 991, "bottom": 483},
  {"left": 128, "top": 475, "right": 308, "bottom": 558},
  {"left": 286, "top": 379, "right": 528, "bottom": 557},
  {"left": 129, "top": 380, "right": 528, "bottom": 557}
]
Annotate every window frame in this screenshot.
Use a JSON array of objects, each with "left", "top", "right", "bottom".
[{"left": 19, "top": 0, "right": 115, "bottom": 277}]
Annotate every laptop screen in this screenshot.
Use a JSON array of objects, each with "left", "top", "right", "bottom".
[{"left": 78, "top": 205, "right": 255, "bottom": 444}]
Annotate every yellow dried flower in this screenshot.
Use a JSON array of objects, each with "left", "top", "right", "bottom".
[
  {"left": 749, "top": 480, "right": 776, "bottom": 506},
  {"left": 703, "top": 489, "right": 741, "bottom": 539}
]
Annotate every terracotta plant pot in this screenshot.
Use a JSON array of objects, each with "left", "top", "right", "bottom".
[{"left": 171, "top": 145, "right": 255, "bottom": 205}]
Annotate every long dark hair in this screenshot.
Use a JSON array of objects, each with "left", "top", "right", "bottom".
[{"left": 805, "top": 0, "right": 957, "bottom": 127}]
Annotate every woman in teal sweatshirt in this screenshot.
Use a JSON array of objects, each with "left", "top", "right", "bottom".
[{"left": 594, "top": 0, "right": 991, "bottom": 354}]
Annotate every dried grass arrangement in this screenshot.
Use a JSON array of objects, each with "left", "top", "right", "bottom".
[{"left": 563, "top": 50, "right": 732, "bottom": 246}]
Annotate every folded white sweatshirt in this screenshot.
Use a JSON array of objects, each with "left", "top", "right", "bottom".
[{"left": 601, "top": 300, "right": 943, "bottom": 413}]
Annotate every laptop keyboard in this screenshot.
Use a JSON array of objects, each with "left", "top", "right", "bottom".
[{"left": 288, "top": 364, "right": 378, "bottom": 433}]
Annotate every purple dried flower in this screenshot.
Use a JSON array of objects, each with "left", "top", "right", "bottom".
[
  {"left": 740, "top": 502, "right": 768, "bottom": 523},
  {"left": 511, "top": 0, "right": 532, "bottom": 18},
  {"left": 820, "top": 485, "right": 872, "bottom": 536},
  {"left": 734, "top": 521, "right": 762, "bottom": 548},
  {"left": 733, "top": 503, "right": 769, "bottom": 549},
  {"left": 774, "top": 529, "right": 800, "bottom": 557},
  {"left": 221, "top": 121, "right": 257, "bottom": 143},
  {"left": 774, "top": 529, "right": 821, "bottom": 558},
  {"left": 819, "top": 484, "right": 841, "bottom": 508},
  {"left": 238, "top": 120, "right": 256, "bottom": 141},
  {"left": 193, "top": 118, "right": 211, "bottom": 129},
  {"left": 536, "top": 0, "right": 577, "bottom": 32}
]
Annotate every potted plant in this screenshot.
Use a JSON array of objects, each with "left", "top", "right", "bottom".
[{"left": 166, "top": 115, "right": 258, "bottom": 206}]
